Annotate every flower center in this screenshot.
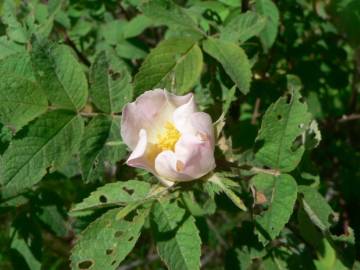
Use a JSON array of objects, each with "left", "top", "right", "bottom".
[
  {"left": 157, "top": 121, "right": 181, "bottom": 151},
  {"left": 146, "top": 122, "right": 181, "bottom": 164}
]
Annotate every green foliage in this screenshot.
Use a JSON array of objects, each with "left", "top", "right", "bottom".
[
  {"left": 79, "top": 115, "right": 127, "bottom": 182},
  {"left": 0, "top": 0, "right": 359, "bottom": 269},
  {"left": 72, "top": 180, "right": 151, "bottom": 212},
  {"left": 140, "top": 0, "right": 204, "bottom": 36},
  {"left": 89, "top": 50, "right": 133, "bottom": 114},
  {"left": 220, "top": 11, "right": 266, "bottom": 43},
  {"left": 298, "top": 185, "right": 334, "bottom": 231},
  {"left": 255, "top": 88, "right": 312, "bottom": 172},
  {"left": 31, "top": 37, "right": 88, "bottom": 111},
  {"left": 251, "top": 173, "right": 298, "bottom": 244},
  {"left": 0, "top": 52, "right": 34, "bottom": 80},
  {"left": 152, "top": 199, "right": 201, "bottom": 270},
  {"left": 203, "top": 38, "right": 252, "bottom": 94},
  {"left": 0, "top": 110, "right": 84, "bottom": 197},
  {"left": 134, "top": 37, "right": 203, "bottom": 95},
  {"left": 255, "top": 0, "right": 280, "bottom": 50},
  {"left": 0, "top": 72, "right": 47, "bottom": 130},
  {"left": 70, "top": 207, "right": 149, "bottom": 270}
]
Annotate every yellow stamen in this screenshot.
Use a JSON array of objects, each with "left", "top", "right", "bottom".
[
  {"left": 157, "top": 122, "right": 181, "bottom": 151},
  {"left": 146, "top": 121, "right": 181, "bottom": 163}
]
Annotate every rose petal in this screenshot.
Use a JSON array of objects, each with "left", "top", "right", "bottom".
[
  {"left": 126, "top": 129, "right": 152, "bottom": 170},
  {"left": 172, "top": 94, "right": 197, "bottom": 132},
  {"left": 121, "top": 89, "right": 168, "bottom": 149},
  {"left": 121, "top": 89, "right": 195, "bottom": 149},
  {"left": 165, "top": 91, "right": 193, "bottom": 107},
  {"left": 189, "top": 112, "right": 215, "bottom": 149},
  {"left": 154, "top": 134, "right": 215, "bottom": 182}
]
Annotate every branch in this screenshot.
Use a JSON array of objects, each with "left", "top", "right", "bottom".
[
  {"left": 117, "top": 254, "right": 159, "bottom": 270},
  {"left": 338, "top": 114, "right": 360, "bottom": 123}
]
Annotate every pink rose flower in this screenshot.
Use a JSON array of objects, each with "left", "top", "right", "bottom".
[{"left": 121, "top": 89, "right": 216, "bottom": 186}]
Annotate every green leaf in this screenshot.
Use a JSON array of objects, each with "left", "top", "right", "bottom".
[
  {"left": 255, "top": 0, "right": 280, "bottom": 50},
  {"left": 38, "top": 205, "right": 68, "bottom": 237},
  {"left": 134, "top": 38, "right": 203, "bottom": 95},
  {"left": 329, "top": 0, "right": 360, "bottom": 47},
  {"left": 208, "top": 173, "right": 247, "bottom": 211},
  {"left": 251, "top": 173, "right": 297, "bottom": 244},
  {"left": 115, "top": 41, "right": 147, "bottom": 60},
  {"left": 89, "top": 50, "right": 133, "bottom": 114},
  {"left": 203, "top": 38, "right": 252, "bottom": 94},
  {"left": 0, "top": 72, "right": 47, "bottom": 130},
  {"left": 214, "top": 85, "right": 236, "bottom": 137},
  {"left": 0, "top": 36, "right": 25, "bottom": 59},
  {"left": 79, "top": 115, "right": 126, "bottom": 182},
  {"left": 11, "top": 233, "right": 41, "bottom": 270},
  {"left": 221, "top": 11, "right": 266, "bottom": 43},
  {"left": 31, "top": 37, "right": 88, "bottom": 111},
  {"left": 2, "top": 0, "right": 29, "bottom": 43},
  {"left": 298, "top": 186, "right": 333, "bottom": 231},
  {"left": 0, "top": 110, "right": 84, "bottom": 197},
  {"left": 141, "top": 0, "right": 203, "bottom": 35},
  {"left": 72, "top": 180, "right": 151, "bottom": 212},
  {"left": 0, "top": 52, "right": 35, "bottom": 81},
  {"left": 255, "top": 89, "right": 312, "bottom": 172},
  {"left": 71, "top": 207, "right": 149, "bottom": 270},
  {"left": 123, "top": 14, "right": 153, "bottom": 39},
  {"left": 152, "top": 199, "right": 201, "bottom": 270},
  {"left": 79, "top": 115, "right": 112, "bottom": 182}
]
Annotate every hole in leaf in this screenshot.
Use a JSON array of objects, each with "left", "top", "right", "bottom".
[
  {"left": 123, "top": 209, "right": 137, "bottom": 222},
  {"left": 78, "top": 260, "right": 93, "bottom": 269},
  {"left": 106, "top": 249, "right": 114, "bottom": 255},
  {"left": 122, "top": 187, "right": 134, "bottom": 195},
  {"left": 108, "top": 69, "right": 121, "bottom": 80},
  {"left": 299, "top": 97, "right": 305, "bottom": 103},
  {"left": 111, "top": 260, "right": 117, "bottom": 266},
  {"left": 128, "top": 236, "right": 134, "bottom": 241},
  {"left": 115, "top": 231, "right": 123, "bottom": 238},
  {"left": 291, "top": 135, "right": 303, "bottom": 151},
  {"left": 277, "top": 115, "right": 282, "bottom": 120},
  {"left": 99, "top": 195, "right": 107, "bottom": 203},
  {"left": 286, "top": 93, "right": 292, "bottom": 104}
]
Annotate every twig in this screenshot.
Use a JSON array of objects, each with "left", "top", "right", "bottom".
[
  {"left": 201, "top": 250, "right": 217, "bottom": 268},
  {"left": 251, "top": 167, "right": 281, "bottom": 176},
  {"left": 338, "top": 114, "right": 360, "bottom": 123},
  {"left": 251, "top": 98, "right": 261, "bottom": 125},
  {"left": 79, "top": 112, "right": 101, "bottom": 117},
  {"left": 206, "top": 219, "right": 229, "bottom": 248},
  {"left": 117, "top": 254, "right": 159, "bottom": 270}
]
